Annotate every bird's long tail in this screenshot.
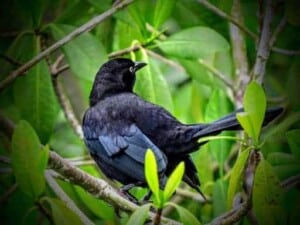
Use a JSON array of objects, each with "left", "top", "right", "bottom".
[{"left": 192, "top": 106, "right": 283, "bottom": 139}]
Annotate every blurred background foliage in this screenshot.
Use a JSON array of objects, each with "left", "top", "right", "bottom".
[{"left": 0, "top": 0, "right": 300, "bottom": 224}]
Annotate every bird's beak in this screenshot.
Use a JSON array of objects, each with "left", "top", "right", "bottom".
[{"left": 134, "top": 61, "right": 147, "bottom": 72}]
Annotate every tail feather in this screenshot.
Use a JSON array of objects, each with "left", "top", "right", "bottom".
[{"left": 193, "top": 106, "right": 283, "bottom": 139}]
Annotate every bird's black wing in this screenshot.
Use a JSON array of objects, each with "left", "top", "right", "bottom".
[{"left": 83, "top": 122, "right": 167, "bottom": 184}]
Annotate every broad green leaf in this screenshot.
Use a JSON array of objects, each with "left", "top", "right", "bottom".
[
  {"left": 227, "top": 148, "right": 250, "bottom": 208},
  {"left": 213, "top": 179, "right": 228, "bottom": 216},
  {"left": 167, "top": 202, "right": 202, "bottom": 225},
  {"left": 1, "top": 188, "right": 38, "bottom": 224},
  {"left": 286, "top": 129, "right": 300, "bottom": 159},
  {"left": 158, "top": 27, "right": 229, "bottom": 60},
  {"left": 145, "top": 149, "right": 160, "bottom": 204},
  {"left": 153, "top": 0, "right": 177, "bottom": 28},
  {"left": 236, "top": 112, "right": 254, "bottom": 140},
  {"left": 205, "top": 89, "right": 233, "bottom": 176},
  {"left": 267, "top": 152, "right": 300, "bottom": 165},
  {"left": 49, "top": 121, "right": 86, "bottom": 158},
  {"left": 253, "top": 160, "right": 286, "bottom": 225},
  {"left": 238, "top": 81, "right": 266, "bottom": 144},
  {"left": 134, "top": 52, "right": 173, "bottom": 113},
  {"left": 13, "top": 35, "right": 59, "bottom": 144},
  {"left": 41, "top": 197, "right": 83, "bottom": 225},
  {"left": 125, "top": 203, "right": 151, "bottom": 225},
  {"left": 74, "top": 165, "right": 114, "bottom": 221},
  {"left": 11, "top": 120, "right": 48, "bottom": 199},
  {"left": 179, "top": 59, "right": 213, "bottom": 86},
  {"left": 163, "top": 162, "right": 185, "bottom": 201},
  {"left": 267, "top": 152, "right": 300, "bottom": 180},
  {"left": 16, "top": 0, "right": 46, "bottom": 27},
  {"left": 50, "top": 23, "right": 107, "bottom": 81}
]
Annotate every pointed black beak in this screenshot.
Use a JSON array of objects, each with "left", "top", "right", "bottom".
[{"left": 134, "top": 61, "right": 147, "bottom": 72}]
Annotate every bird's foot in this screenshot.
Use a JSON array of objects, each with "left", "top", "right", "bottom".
[{"left": 118, "top": 188, "right": 139, "bottom": 204}]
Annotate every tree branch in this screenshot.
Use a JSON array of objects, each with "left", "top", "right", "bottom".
[
  {"left": 269, "top": 16, "right": 286, "bottom": 48},
  {"left": 281, "top": 174, "right": 300, "bottom": 190},
  {"left": 229, "top": 0, "right": 250, "bottom": 107},
  {"left": 252, "top": 0, "right": 274, "bottom": 84},
  {"left": 52, "top": 77, "right": 84, "bottom": 138},
  {"left": 0, "top": 0, "right": 135, "bottom": 91},
  {"left": 198, "top": 59, "right": 234, "bottom": 90},
  {"left": 197, "top": 0, "right": 257, "bottom": 39},
  {"left": 0, "top": 110, "right": 180, "bottom": 225},
  {"left": 197, "top": 0, "right": 300, "bottom": 58}
]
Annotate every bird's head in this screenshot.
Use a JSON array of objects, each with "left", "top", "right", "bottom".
[{"left": 89, "top": 58, "right": 147, "bottom": 105}]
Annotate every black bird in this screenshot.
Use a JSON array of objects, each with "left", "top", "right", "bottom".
[{"left": 82, "top": 58, "right": 282, "bottom": 201}]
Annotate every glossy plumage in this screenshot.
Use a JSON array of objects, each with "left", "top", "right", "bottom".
[{"left": 82, "top": 58, "right": 282, "bottom": 200}]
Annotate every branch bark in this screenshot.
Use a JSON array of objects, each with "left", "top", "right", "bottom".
[
  {"left": 0, "top": 0, "right": 135, "bottom": 91},
  {"left": 252, "top": 0, "right": 274, "bottom": 84},
  {"left": 229, "top": 0, "right": 250, "bottom": 107}
]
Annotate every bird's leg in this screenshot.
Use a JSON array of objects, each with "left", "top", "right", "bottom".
[
  {"left": 119, "top": 182, "right": 144, "bottom": 204},
  {"left": 141, "top": 190, "right": 152, "bottom": 202}
]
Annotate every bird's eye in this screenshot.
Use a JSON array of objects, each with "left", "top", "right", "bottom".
[{"left": 129, "top": 66, "right": 135, "bottom": 73}]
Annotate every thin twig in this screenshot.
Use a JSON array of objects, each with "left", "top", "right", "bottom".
[
  {"left": 0, "top": 0, "right": 135, "bottom": 90},
  {"left": 108, "top": 45, "right": 141, "bottom": 59},
  {"left": 0, "top": 183, "right": 18, "bottom": 204},
  {"left": 45, "top": 170, "right": 94, "bottom": 225},
  {"left": 146, "top": 50, "right": 185, "bottom": 73},
  {"left": 51, "top": 55, "right": 70, "bottom": 77},
  {"left": 52, "top": 76, "right": 83, "bottom": 138},
  {"left": 54, "top": 64, "right": 69, "bottom": 76},
  {"left": 269, "top": 16, "right": 286, "bottom": 48},
  {"left": 0, "top": 54, "right": 22, "bottom": 67},
  {"left": 281, "top": 174, "right": 300, "bottom": 190},
  {"left": 0, "top": 155, "right": 11, "bottom": 164},
  {"left": 176, "top": 188, "right": 208, "bottom": 203},
  {"left": 197, "top": 0, "right": 257, "bottom": 39},
  {"left": 272, "top": 47, "right": 300, "bottom": 55},
  {"left": 252, "top": 0, "right": 274, "bottom": 84},
  {"left": 69, "top": 160, "right": 95, "bottom": 166},
  {"left": 229, "top": 0, "right": 250, "bottom": 107},
  {"left": 153, "top": 208, "right": 163, "bottom": 225},
  {"left": 197, "top": 0, "right": 298, "bottom": 57},
  {"left": 198, "top": 59, "right": 235, "bottom": 90}
]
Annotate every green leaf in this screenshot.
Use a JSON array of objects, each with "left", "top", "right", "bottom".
[
  {"left": 74, "top": 165, "right": 114, "bottom": 221},
  {"left": 163, "top": 161, "right": 185, "bottom": 202},
  {"left": 134, "top": 52, "right": 173, "bottom": 113},
  {"left": 50, "top": 23, "right": 107, "bottom": 81},
  {"left": 153, "top": 0, "right": 177, "bottom": 28},
  {"left": 213, "top": 179, "right": 228, "bottom": 216},
  {"left": 179, "top": 59, "right": 213, "bottom": 86},
  {"left": 227, "top": 148, "right": 250, "bottom": 208},
  {"left": 11, "top": 120, "right": 48, "bottom": 199},
  {"left": 205, "top": 89, "right": 233, "bottom": 176},
  {"left": 267, "top": 152, "right": 300, "bottom": 180},
  {"left": 13, "top": 35, "right": 59, "bottom": 144},
  {"left": 167, "top": 202, "right": 202, "bottom": 225},
  {"left": 237, "top": 81, "right": 266, "bottom": 144},
  {"left": 253, "top": 159, "right": 286, "bottom": 225},
  {"left": 16, "top": 0, "right": 46, "bottom": 27},
  {"left": 158, "top": 26, "right": 229, "bottom": 60},
  {"left": 286, "top": 129, "right": 300, "bottom": 159},
  {"left": 41, "top": 197, "right": 83, "bottom": 225},
  {"left": 126, "top": 203, "right": 151, "bottom": 225},
  {"left": 145, "top": 149, "right": 160, "bottom": 204}
]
